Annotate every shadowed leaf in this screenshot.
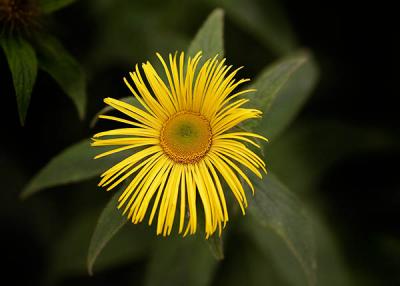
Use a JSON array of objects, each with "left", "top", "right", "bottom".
[
  {"left": 210, "top": 0, "right": 297, "bottom": 55},
  {"left": 187, "top": 8, "right": 224, "bottom": 59},
  {"left": 144, "top": 237, "right": 218, "bottom": 286},
  {"left": 1, "top": 36, "right": 37, "bottom": 125},
  {"left": 247, "top": 173, "right": 317, "bottom": 286},
  {"left": 21, "top": 139, "right": 130, "bottom": 198},
  {"left": 47, "top": 205, "right": 151, "bottom": 282},
  {"left": 39, "top": 0, "right": 77, "bottom": 14},
  {"left": 87, "top": 188, "right": 151, "bottom": 275},
  {"left": 197, "top": 210, "right": 225, "bottom": 260},
  {"left": 35, "top": 33, "right": 86, "bottom": 119},
  {"left": 245, "top": 50, "right": 319, "bottom": 141}
]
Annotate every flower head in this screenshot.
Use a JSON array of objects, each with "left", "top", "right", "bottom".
[
  {"left": 92, "top": 52, "right": 267, "bottom": 237},
  {"left": 0, "top": 0, "right": 40, "bottom": 34}
]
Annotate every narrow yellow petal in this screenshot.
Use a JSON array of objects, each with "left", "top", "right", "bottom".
[{"left": 92, "top": 52, "right": 268, "bottom": 238}]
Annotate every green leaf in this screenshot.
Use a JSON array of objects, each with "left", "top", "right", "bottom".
[
  {"left": 206, "top": 234, "right": 224, "bottom": 260},
  {"left": 244, "top": 210, "right": 355, "bottom": 286},
  {"left": 34, "top": 33, "right": 86, "bottom": 119},
  {"left": 245, "top": 216, "right": 308, "bottom": 286},
  {"left": 144, "top": 237, "right": 218, "bottom": 286},
  {"left": 1, "top": 36, "right": 38, "bottom": 125},
  {"left": 311, "top": 212, "right": 354, "bottom": 286},
  {"left": 90, "top": 96, "right": 142, "bottom": 127},
  {"left": 247, "top": 173, "right": 316, "bottom": 286},
  {"left": 212, "top": 234, "right": 288, "bottom": 286},
  {"left": 21, "top": 139, "right": 129, "bottom": 198},
  {"left": 48, "top": 205, "right": 151, "bottom": 282},
  {"left": 245, "top": 50, "right": 319, "bottom": 141},
  {"left": 210, "top": 0, "right": 297, "bottom": 55},
  {"left": 187, "top": 8, "right": 224, "bottom": 59},
  {"left": 87, "top": 189, "right": 127, "bottom": 275},
  {"left": 39, "top": 0, "right": 77, "bottom": 14},
  {"left": 197, "top": 209, "right": 225, "bottom": 260}
]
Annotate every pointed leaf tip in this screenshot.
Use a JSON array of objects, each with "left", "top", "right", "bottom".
[
  {"left": 245, "top": 50, "right": 319, "bottom": 141},
  {"left": 34, "top": 33, "right": 87, "bottom": 120},
  {"left": 39, "top": 0, "right": 77, "bottom": 14},
  {"left": 87, "top": 190, "right": 127, "bottom": 275},
  {"left": 187, "top": 8, "right": 225, "bottom": 60},
  {"left": 21, "top": 139, "right": 129, "bottom": 199},
  {"left": 1, "top": 36, "right": 38, "bottom": 125}
]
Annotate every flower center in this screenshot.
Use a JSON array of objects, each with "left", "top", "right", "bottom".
[{"left": 160, "top": 111, "right": 212, "bottom": 164}]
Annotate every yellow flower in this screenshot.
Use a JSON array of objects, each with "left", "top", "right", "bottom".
[{"left": 92, "top": 52, "right": 267, "bottom": 237}]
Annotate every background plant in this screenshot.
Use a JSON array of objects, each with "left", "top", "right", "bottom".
[
  {"left": 0, "top": 0, "right": 86, "bottom": 124},
  {"left": 1, "top": 1, "right": 398, "bottom": 286}
]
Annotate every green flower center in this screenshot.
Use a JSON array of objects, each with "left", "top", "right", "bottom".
[{"left": 160, "top": 111, "right": 212, "bottom": 164}]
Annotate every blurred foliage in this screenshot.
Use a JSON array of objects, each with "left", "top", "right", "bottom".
[
  {"left": 0, "top": 0, "right": 85, "bottom": 124},
  {"left": 1, "top": 0, "right": 399, "bottom": 286},
  {"left": 22, "top": 7, "right": 320, "bottom": 286}
]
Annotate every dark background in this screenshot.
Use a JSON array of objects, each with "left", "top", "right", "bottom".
[{"left": 1, "top": 0, "right": 398, "bottom": 285}]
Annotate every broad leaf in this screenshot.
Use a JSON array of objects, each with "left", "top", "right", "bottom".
[
  {"left": 87, "top": 189, "right": 133, "bottom": 275},
  {"left": 206, "top": 235, "right": 224, "bottom": 260},
  {"left": 245, "top": 209, "right": 354, "bottom": 286},
  {"left": 21, "top": 139, "right": 129, "bottom": 198},
  {"left": 311, "top": 212, "right": 354, "bottom": 286},
  {"left": 187, "top": 8, "right": 224, "bottom": 59},
  {"left": 247, "top": 173, "right": 316, "bottom": 286},
  {"left": 48, "top": 206, "right": 150, "bottom": 282},
  {"left": 1, "top": 36, "right": 38, "bottom": 124},
  {"left": 209, "top": 0, "right": 297, "bottom": 55},
  {"left": 39, "top": 0, "right": 77, "bottom": 14},
  {"left": 197, "top": 210, "right": 225, "bottom": 260},
  {"left": 212, "top": 234, "right": 288, "bottom": 286},
  {"left": 34, "top": 33, "right": 86, "bottom": 119},
  {"left": 245, "top": 50, "right": 319, "bottom": 141},
  {"left": 144, "top": 237, "right": 217, "bottom": 286}
]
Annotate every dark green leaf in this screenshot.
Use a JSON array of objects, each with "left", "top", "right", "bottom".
[
  {"left": 87, "top": 191, "right": 127, "bottom": 274},
  {"left": 21, "top": 139, "right": 129, "bottom": 198},
  {"left": 87, "top": 187, "right": 150, "bottom": 275},
  {"left": 245, "top": 210, "right": 355, "bottom": 286},
  {"left": 245, "top": 216, "right": 308, "bottom": 286},
  {"left": 187, "top": 8, "right": 224, "bottom": 59},
  {"left": 210, "top": 0, "right": 297, "bottom": 55},
  {"left": 144, "top": 236, "right": 217, "bottom": 286},
  {"left": 86, "top": 1, "right": 188, "bottom": 70},
  {"left": 1, "top": 36, "right": 38, "bottom": 124},
  {"left": 34, "top": 33, "right": 86, "bottom": 119},
  {"left": 90, "top": 96, "right": 142, "bottom": 127},
  {"left": 48, "top": 205, "right": 151, "bottom": 281},
  {"left": 245, "top": 50, "right": 319, "bottom": 141},
  {"left": 206, "top": 234, "right": 224, "bottom": 260},
  {"left": 311, "top": 212, "right": 354, "bottom": 286},
  {"left": 212, "top": 233, "right": 289, "bottom": 286},
  {"left": 197, "top": 209, "right": 225, "bottom": 260},
  {"left": 247, "top": 173, "right": 316, "bottom": 286},
  {"left": 39, "top": 0, "right": 77, "bottom": 14}
]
